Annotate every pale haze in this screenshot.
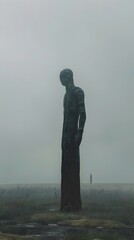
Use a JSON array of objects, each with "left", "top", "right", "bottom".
[{"left": 0, "top": 0, "right": 134, "bottom": 184}]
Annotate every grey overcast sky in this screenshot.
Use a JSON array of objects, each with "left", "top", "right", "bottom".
[{"left": 0, "top": 0, "right": 134, "bottom": 184}]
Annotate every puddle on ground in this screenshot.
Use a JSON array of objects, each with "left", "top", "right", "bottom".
[
  {"left": 0, "top": 221, "right": 134, "bottom": 240},
  {"left": 0, "top": 222, "right": 71, "bottom": 239}
]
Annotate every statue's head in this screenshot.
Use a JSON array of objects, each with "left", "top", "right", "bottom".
[{"left": 60, "top": 68, "right": 73, "bottom": 86}]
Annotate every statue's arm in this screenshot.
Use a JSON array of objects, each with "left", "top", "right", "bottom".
[
  {"left": 78, "top": 89, "right": 86, "bottom": 132},
  {"left": 75, "top": 88, "right": 86, "bottom": 145}
]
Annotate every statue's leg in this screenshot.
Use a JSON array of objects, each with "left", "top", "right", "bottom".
[
  {"left": 61, "top": 143, "right": 81, "bottom": 211},
  {"left": 69, "top": 145, "right": 81, "bottom": 211},
  {"left": 61, "top": 144, "right": 71, "bottom": 211}
]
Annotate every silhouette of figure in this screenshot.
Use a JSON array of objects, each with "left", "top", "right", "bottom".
[
  {"left": 60, "top": 69, "right": 86, "bottom": 211},
  {"left": 90, "top": 173, "right": 92, "bottom": 184}
]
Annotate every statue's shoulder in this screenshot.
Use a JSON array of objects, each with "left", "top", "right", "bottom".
[{"left": 73, "top": 86, "right": 84, "bottom": 96}]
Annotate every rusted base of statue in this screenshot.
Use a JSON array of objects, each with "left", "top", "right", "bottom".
[{"left": 60, "top": 69, "right": 86, "bottom": 212}]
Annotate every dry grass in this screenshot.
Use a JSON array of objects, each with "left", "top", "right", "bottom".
[
  {"left": 60, "top": 218, "right": 125, "bottom": 228},
  {"left": 31, "top": 211, "right": 81, "bottom": 222},
  {"left": 31, "top": 211, "right": 125, "bottom": 228},
  {"left": 0, "top": 232, "right": 30, "bottom": 240}
]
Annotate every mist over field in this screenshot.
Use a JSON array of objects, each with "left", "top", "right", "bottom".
[{"left": 0, "top": 0, "right": 134, "bottom": 184}]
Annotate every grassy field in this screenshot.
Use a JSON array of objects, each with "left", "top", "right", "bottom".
[{"left": 0, "top": 183, "right": 134, "bottom": 239}]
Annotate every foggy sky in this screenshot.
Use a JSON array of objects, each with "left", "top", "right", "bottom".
[{"left": 0, "top": 0, "right": 134, "bottom": 184}]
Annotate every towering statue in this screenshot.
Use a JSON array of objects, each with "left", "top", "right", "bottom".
[{"left": 60, "top": 69, "right": 86, "bottom": 211}]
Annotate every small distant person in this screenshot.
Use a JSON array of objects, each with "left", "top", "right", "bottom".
[
  {"left": 90, "top": 173, "right": 93, "bottom": 184},
  {"left": 60, "top": 69, "right": 86, "bottom": 211}
]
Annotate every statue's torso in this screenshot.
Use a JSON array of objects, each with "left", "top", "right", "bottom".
[{"left": 62, "top": 87, "right": 80, "bottom": 144}]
